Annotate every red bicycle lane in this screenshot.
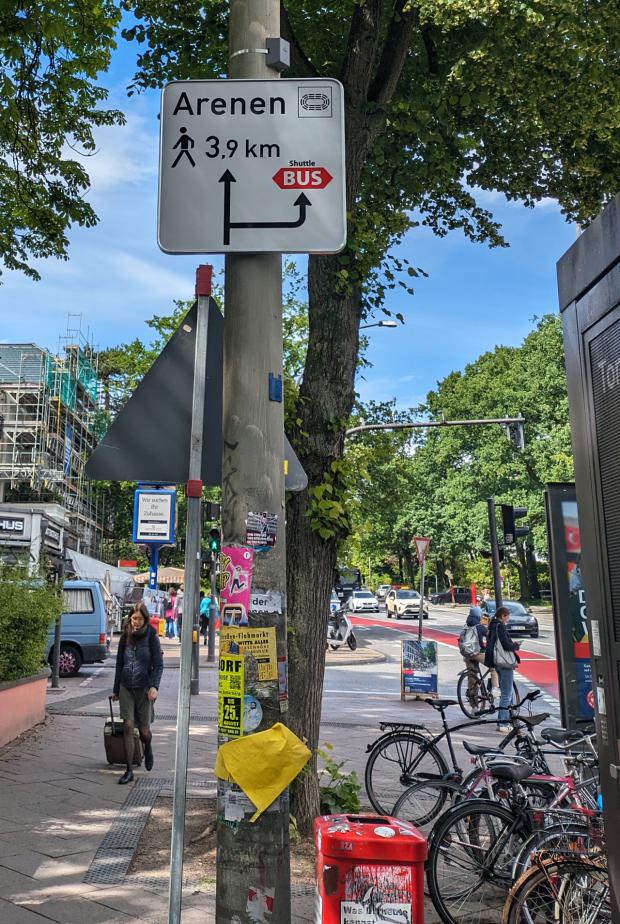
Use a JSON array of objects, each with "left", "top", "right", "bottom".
[{"left": 349, "top": 615, "right": 559, "bottom": 700}]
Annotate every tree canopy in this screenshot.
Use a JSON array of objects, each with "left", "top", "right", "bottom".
[
  {"left": 344, "top": 314, "right": 573, "bottom": 596},
  {"left": 1, "top": 1, "right": 124, "bottom": 280}
]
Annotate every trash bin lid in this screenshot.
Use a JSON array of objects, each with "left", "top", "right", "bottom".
[{"left": 315, "top": 814, "right": 427, "bottom": 862}]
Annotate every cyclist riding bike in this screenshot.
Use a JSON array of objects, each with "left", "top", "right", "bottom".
[{"left": 459, "top": 606, "right": 498, "bottom": 708}]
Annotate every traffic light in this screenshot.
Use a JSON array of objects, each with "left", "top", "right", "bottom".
[
  {"left": 205, "top": 502, "right": 221, "bottom": 520},
  {"left": 501, "top": 504, "right": 529, "bottom": 545},
  {"left": 209, "top": 527, "right": 221, "bottom": 553}
]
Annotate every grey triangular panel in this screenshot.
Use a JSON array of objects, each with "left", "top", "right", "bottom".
[{"left": 85, "top": 299, "right": 223, "bottom": 484}]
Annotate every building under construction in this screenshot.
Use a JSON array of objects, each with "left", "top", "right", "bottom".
[{"left": 0, "top": 325, "right": 105, "bottom": 554}]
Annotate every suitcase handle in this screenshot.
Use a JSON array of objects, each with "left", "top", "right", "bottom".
[{"left": 109, "top": 696, "right": 117, "bottom": 735}]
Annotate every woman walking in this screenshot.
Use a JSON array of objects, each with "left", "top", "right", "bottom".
[
  {"left": 112, "top": 604, "right": 164, "bottom": 784},
  {"left": 485, "top": 606, "right": 520, "bottom": 733}
]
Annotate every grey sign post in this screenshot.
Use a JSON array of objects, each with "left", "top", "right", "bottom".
[{"left": 158, "top": 78, "right": 346, "bottom": 254}]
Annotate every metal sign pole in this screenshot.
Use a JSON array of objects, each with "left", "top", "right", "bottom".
[
  {"left": 208, "top": 548, "right": 217, "bottom": 663},
  {"left": 168, "top": 274, "right": 210, "bottom": 924},
  {"left": 488, "top": 497, "right": 503, "bottom": 608},
  {"left": 418, "top": 556, "right": 426, "bottom": 642}
]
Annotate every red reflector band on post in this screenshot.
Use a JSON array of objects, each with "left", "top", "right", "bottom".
[
  {"left": 186, "top": 480, "right": 203, "bottom": 497},
  {"left": 195, "top": 265, "right": 213, "bottom": 296}
]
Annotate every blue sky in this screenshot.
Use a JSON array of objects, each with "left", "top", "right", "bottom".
[{"left": 1, "top": 32, "right": 577, "bottom": 411}]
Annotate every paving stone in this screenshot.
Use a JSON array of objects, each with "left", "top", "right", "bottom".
[
  {"left": 0, "top": 849, "right": 94, "bottom": 881},
  {"left": 0, "top": 897, "right": 54, "bottom": 923},
  {"left": 19, "top": 896, "right": 137, "bottom": 923}
]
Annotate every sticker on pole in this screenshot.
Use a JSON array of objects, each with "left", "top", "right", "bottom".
[
  {"left": 412, "top": 536, "right": 430, "bottom": 562},
  {"left": 218, "top": 654, "right": 244, "bottom": 737},
  {"left": 158, "top": 78, "right": 346, "bottom": 254}
]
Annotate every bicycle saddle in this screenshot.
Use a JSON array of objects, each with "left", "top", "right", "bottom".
[
  {"left": 463, "top": 741, "right": 504, "bottom": 756},
  {"left": 541, "top": 727, "right": 584, "bottom": 746},
  {"left": 425, "top": 698, "right": 458, "bottom": 710},
  {"left": 518, "top": 713, "right": 549, "bottom": 727},
  {"left": 490, "top": 762, "right": 534, "bottom": 782}
]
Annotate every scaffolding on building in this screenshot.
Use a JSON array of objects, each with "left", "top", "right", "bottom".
[{"left": 0, "top": 316, "right": 105, "bottom": 554}]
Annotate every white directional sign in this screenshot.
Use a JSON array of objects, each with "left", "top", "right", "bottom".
[{"left": 158, "top": 79, "right": 346, "bottom": 254}]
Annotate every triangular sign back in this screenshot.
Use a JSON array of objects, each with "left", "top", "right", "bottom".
[{"left": 413, "top": 536, "right": 431, "bottom": 562}]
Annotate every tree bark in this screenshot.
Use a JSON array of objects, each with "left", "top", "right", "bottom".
[
  {"left": 525, "top": 542, "right": 540, "bottom": 599},
  {"left": 516, "top": 544, "right": 530, "bottom": 599}
]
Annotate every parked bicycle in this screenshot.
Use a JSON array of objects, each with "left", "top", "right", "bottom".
[
  {"left": 364, "top": 689, "right": 539, "bottom": 815},
  {"left": 457, "top": 662, "right": 519, "bottom": 718}
]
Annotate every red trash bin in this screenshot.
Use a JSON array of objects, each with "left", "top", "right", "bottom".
[{"left": 314, "top": 813, "right": 427, "bottom": 923}]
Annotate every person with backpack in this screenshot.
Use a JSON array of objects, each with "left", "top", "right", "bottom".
[
  {"left": 485, "top": 606, "right": 521, "bottom": 733},
  {"left": 459, "top": 606, "right": 498, "bottom": 710},
  {"left": 111, "top": 603, "right": 164, "bottom": 784}
]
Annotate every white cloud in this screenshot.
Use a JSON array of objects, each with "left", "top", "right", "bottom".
[
  {"left": 68, "top": 108, "right": 159, "bottom": 199},
  {"left": 108, "top": 251, "right": 194, "bottom": 299}
]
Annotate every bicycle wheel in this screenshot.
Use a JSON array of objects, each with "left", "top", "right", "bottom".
[
  {"left": 364, "top": 730, "right": 449, "bottom": 815},
  {"left": 427, "top": 798, "right": 529, "bottom": 924},
  {"left": 511, "top": 823, "right": 594, "bottom": 881},
  {"left": 457, "top": 670, "right": 489, "bottom": 718},
  {"left": 502, "top": 855, "right": 610, "bottom": 924},
  {"left": 393, "top": 779, "right": 462, "bottom": 833}
]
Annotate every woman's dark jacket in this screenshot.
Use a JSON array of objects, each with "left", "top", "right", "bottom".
[
  {"left": 114, "top": 624, "right": 164, "bottom": 695},
  {"left": 484, "top": 618, "right": 520, "bottom": 669}
]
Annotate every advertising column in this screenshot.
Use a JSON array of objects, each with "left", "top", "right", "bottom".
[{"left": 545, "top": 483, "right": 594, "bottom": 728}]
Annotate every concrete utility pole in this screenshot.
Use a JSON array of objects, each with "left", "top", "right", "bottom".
[{"left": 216, "top": 1, "right": 290, "bottom": 922}]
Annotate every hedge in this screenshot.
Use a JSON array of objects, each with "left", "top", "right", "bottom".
[{"left": 0, "top": 568, "right": 62, "bottom": 682}]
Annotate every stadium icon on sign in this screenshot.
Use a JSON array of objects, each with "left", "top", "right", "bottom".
[{"left": 298, "top": 87, "right": 332, "bottom": 118}]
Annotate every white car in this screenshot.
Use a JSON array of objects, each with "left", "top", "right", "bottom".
[
  {"left": 386, "top": 589, "right": 429, "bottom": 619},
  {"left": 348, "top": 590, "right": 380, "bottom": 613},
  {"left": 375, "top": 584, "right": 392, "bottom": 603}
]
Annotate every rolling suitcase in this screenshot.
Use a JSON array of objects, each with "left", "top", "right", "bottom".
[{"left": 104, "top": 696, "right": 144, "bottom": 766}]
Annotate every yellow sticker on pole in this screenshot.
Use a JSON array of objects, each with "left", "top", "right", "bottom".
[
  {"left": 218, "top": 654, "right": 244, "bottom": 737},
  {"left": 220, "top": 627, "right": 278, "bottom": 681}
]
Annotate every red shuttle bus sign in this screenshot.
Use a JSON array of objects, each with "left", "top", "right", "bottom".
[{"left": 272, "top": 166, "right": 333, "bottom": 189}]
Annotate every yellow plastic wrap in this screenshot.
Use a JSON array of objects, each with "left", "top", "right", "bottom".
[{"left": 215, "top": 722, "right": 311, "bottom": 821}]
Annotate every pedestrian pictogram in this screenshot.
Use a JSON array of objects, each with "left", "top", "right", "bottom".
[
  {"left": 158, "top": 78, "right": 346, "bottom": 254},
  {"left": 171, "top": 127, "right": 196, "bottom": 167}
]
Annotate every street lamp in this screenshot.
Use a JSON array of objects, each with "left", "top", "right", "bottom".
[{"left": 360, "top": 320, "right": 398, "bottom": 330}]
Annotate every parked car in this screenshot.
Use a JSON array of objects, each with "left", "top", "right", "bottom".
[
  {"left": 430, "top": 586, "right": 473, "bottom": 605},
  {"left": 348, "top": 590, "right": 380, "bottom": 613},
  {"left": 46, "top": 580, "right": 110, "bottom": 677},
  {"left": 482, "top": 600, "right": 539, "bottom": 638},
  {"left": 375, "top": 584, "right": 392, "bottom": 603},
  {"left": 386, "top": 589, "right": 429, "bottom": 619}
]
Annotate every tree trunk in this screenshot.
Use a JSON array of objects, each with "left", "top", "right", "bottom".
[
  {"left": 526, "top": 542, "right": 540, "bottom": 599},
  {"left": 515, "top": 544, "right": 530, "bottom": 599},
  {"left": 287, "top": 252, "right": 361, "bottom": 835}
]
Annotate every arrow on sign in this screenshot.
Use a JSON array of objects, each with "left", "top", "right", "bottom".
[{"left": 219, "top": 170, "right": 312, "bottom": 245}]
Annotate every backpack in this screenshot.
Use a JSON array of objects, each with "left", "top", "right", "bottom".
[{"left": 458, "top": 624, "right": 481, "bottom": 657}]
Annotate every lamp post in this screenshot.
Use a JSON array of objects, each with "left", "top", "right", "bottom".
[{"left": 360, "top": 320, "right": 398, "bottom": 330}]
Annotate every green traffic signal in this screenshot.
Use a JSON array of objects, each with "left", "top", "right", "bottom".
[{"left": 209, "top": 527, "right": 221, "bottom": 553}]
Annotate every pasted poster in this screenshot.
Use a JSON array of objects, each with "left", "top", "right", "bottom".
[
  {"left": 220, "top": 626, "right": 278, "bottom": 681},
  {"left": 401, "top": 639, "right": 438, "bottom": 698},
  {"left": 545, "top": 484, "right": 594, "bottom": 728},
  {"left": 219, "top": 546, "right": 254, "bottom": 625},
  {"left": 342, "top": 865, "right": 412, "bottom": 924},
  {"left": 218, "top": 653, "right": 244, "bottom": 737}
]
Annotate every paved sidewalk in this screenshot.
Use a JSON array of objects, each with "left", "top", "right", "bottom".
[{"left": 0, "top": 630, "right": 518, "bottom": 922}]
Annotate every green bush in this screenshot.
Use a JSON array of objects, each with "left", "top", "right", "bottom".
[
  {"left": 0, "top": 568, "right": 61, "bottom": 682},
  {"left": 318, "top": 743, "right": 362, "bottom": 815}
]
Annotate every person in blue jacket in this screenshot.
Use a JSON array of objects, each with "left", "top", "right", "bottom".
[
  {"left": 485, "top": 606, "right": 521, "bottom": 733},
  {"left": 112, "top": 604, "right": 164, "bottom": 784}
]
